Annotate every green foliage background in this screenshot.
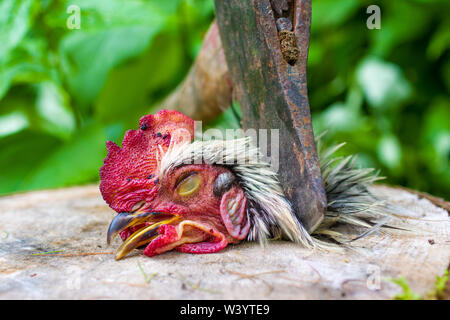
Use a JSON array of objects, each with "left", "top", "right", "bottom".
[{"left": 0, "top": 0, "right": 448, "bottom": 199}]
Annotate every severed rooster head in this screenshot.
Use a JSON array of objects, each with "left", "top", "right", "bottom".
[{"left": 100, "top": 110, "right": 312, "bottom": 260}]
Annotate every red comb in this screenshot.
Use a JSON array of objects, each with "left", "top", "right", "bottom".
[{"left": 99, "top": 110, "right": 195, "bottom": 212}]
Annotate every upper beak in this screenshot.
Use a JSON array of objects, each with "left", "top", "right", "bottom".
[{"left": 106, "top": 211, "right": 180, "bottom": 260}]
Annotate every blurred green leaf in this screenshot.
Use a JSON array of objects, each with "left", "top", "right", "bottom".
[
  {"left": 377, "top": 134, "right": 402, "bottom": 172},
  {"left": 320, "top": 102, "right": 362, "bottom": 133},
  {"left": 35, "top": 81, "right": 76, "bottom": 140},
  {"left": 177, "top": 0, "right": 215, "bottom": 58},
  {"left": 357, "top": 57, "right": 412, "bottom": 109},
  {"left": 391, "top": 277, "right": 422, "bottom": 300},
  {"left": 0, "top": 2, "right": 48, "bottom": 99},
  {"left": 60, "top": 27, "right": 161, "bottom": 107},
  {"left": 0, "top": 131, "right": 61, "bottom": 194},
  {"left": 443, "top": 60, "right": 450, "bottom": 93},
  {"left": 206, "top": 102, "right": 242, "bottom": 132},
  {"left": 18, "top": 122, "right": 124, "bottom": 191},
  {"left": 421, "top": 97, "right": 450, "bottom": 171},
  {"left": 427, "top": 18, "right": 450, "bottom": 60},
  {"left": 0, "top": 0, "right": 37, "bottom": 60},
  {"left": 58, "top": 0, "right": 168, "bottom": 107},
  {"left": 47, "top": 0, "right": 167, "bottom": 30},
  {"left": 94, "top": 32, "right": 185, "bottom": 123},
  {"left": 311, "top": 0, "right": 359, "bottom": 32},
  {"left": 0, "top": 110, "right": 29, "bottom": 138},
  {"left": 369, "top": 1, "right": 432, "bottom": 57}
]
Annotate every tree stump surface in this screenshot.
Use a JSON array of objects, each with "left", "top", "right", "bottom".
[{"left": 0, "top": 185, "right": 448, "bottom": 299}]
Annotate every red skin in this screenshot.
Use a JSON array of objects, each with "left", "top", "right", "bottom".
[{"left": 100, "top": 110, "right": 249, "bottom": 257}]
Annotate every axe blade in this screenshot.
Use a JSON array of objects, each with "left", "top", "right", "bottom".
[{"left": 215, "top": 0, "right": 326, "bottom": 232}]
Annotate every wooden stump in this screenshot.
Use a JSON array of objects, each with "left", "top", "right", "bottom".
[{"left": 0, "top": 185, "right": 448, "bottom": 299}]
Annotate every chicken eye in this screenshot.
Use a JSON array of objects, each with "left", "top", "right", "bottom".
[{"left": 176, "top": 173, "right": 201, "bottom": 196}]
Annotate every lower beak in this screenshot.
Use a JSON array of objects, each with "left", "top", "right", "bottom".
[{"left": 106, "top": 212, "right": 180, "bottom": 260}]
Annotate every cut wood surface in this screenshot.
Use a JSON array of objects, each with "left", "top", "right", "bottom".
[{"left": 0, "top": 185, "right": 448, "bottom": 299}]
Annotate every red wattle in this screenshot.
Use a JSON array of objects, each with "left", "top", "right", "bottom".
[
  {"left": 176, "top": 228, "right": 228, "bottom": 254},
  {"left": 143, "top": 224, "right": 180, "bottom": 257}
]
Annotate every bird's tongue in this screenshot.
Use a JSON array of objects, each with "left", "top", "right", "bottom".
[
  {"left": 116, "top": 220, "right": 228, "bottom": 259},
  {"left": 119, "top": 223, "right": 150, "bottom": 242},
  {"left": 143, "top": 220, "right": 228, "bottom": 257}
]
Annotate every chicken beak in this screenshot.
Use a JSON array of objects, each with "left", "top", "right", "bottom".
[
  {"left": 107, "top": 212, "right": 151, "bottom": 245},
  {"left": 106, "top": 212, "right": 181, "bottom": 260},
  {"left": 114, "top": 216, "right": 180, "bottom": 260}
]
